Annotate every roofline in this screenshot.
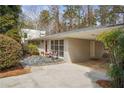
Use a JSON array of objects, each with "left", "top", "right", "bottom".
[{"left": 41, "top": 25, "right": 124, "bottom": 40}]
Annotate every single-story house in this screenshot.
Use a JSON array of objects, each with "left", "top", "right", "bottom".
[{"left": 39, "top": 25, "right": 123, "bottom": 63}]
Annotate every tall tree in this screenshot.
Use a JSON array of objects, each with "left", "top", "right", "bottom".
[
  {"left": 87, "top": 5, "right": 96, "bottom": 26},
  {"left": 96, "top": 5, "right": 110, "bottom": 26},
  {"left": 109, "top": 6, "right": 119, "bottom": 25},
  {"left": 63, "top": 5, "right": 77, "bottom": 30},
  {"left": 49, "top": 5, "right": 60, "bottom": 33},
  {"left": 0, "top": 5, "right": 22, "bottom": 33},
  {"left": 73, "top": 6, "right": 82, "bottom": 27},
  {"left": 38, "top": 10, "right": 50, "bottom": 30},
  {"left": 20, "top": 13, "right": 35, "bottom": 29},
  {"left": 110, "top": 6, "right": 124, "bottom": 25},
  {"left": 26, "top": 6, "right": 40, "bottom": 30}
]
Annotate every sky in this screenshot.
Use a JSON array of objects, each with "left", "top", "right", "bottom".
[{"left": 21, "top": 5, "right": 65, "bottom": 20}]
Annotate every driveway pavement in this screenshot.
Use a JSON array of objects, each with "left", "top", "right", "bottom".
[{"left": 0, "top": 63, "right": 108, "bottom": 88}]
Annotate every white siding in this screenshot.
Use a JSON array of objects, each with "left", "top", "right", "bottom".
[
  {"left": 21, "top": 29, "right": 46, "bottom": 41},
  {"left": 64, "top": 38, "right": 90, "bottom": 63}
]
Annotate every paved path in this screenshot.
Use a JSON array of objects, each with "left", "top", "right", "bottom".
[{"left": 0, "top": 63, "right": 108, "bottom": 88}]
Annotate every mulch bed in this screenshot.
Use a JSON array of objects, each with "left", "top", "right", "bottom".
[
  {"left": 76, "top": 59, "right": 108, "bottom": 72},
  {"left": 96, "top": 80, "right": 112, "bottom": 88},
  {"left": 0, "top": 64, "right": 31, "bottom": 78}
]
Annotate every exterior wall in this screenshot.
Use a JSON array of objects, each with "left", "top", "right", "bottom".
[
  {"left": 95, "top": 41, "right": 105, "bottom": 58},
  {"left": 40, "top": 38, "right": 105, "bottom": 62},
  {"left": 64, "top": 39, "right": 71, "bottom": 62},
  {"left": 64, "top": 38, "right": 90, "bottom": 63},
  {"left": 90, "top": 40, "right": 96, "bottom": 58},
  {"left": 21, "top": 29, "right": 46, "bottom": 43}
]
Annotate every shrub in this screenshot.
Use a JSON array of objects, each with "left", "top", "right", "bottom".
[
  {"left": 28, "top": 40, "right": 40, "bottom": 46},
  {"left": 22, "top": 45, "right": 29, "bottom": 57},
  {"left": 5, "top": 28, "right": 21, "bottom": 43},
  {"left": 0, "top": 34, "right": 22, "bottom": 70},
  {"left": 26, "top": 43, "right": 39, "bottom": 55},
  {"left": 97, "top": 28, "right": 124, "bottom": 88}
]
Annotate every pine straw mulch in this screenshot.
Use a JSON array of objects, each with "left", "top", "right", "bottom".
[
  {"left": 96, "top": 80, "right": 112, "bottom": 88},
  {"left": 0, "top": 64, "right": 31, "bottom": 78},
  {"left": 74, "top": 59, "right": 109, "bottom": 72}
]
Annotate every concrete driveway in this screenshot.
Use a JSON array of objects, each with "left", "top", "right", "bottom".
[{"left": 0, "top": 63, "right": 108, "bottom": 88}]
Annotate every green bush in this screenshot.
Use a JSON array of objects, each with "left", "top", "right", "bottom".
[
  {"left": 26, "top": 43, "right": 39, "bottom": 55},
  {"left": 108, "top": 64, "right": 124, "bottom": 87},
  {"left": 5, "top": 28, "right": 21, "bottom": 43},
  {"left": 0, "top": 34, "right": 22, "bottom": 70},
  {"left": 97, "top": 28, "right": 124, "bottom": 88}
]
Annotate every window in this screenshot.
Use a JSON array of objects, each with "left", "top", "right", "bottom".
[
  {"left": 59, "top": 40, "right": 64, "bottom": 57},
  {"left": 51, "top": 40, "right": 64, "bottom": 57}
]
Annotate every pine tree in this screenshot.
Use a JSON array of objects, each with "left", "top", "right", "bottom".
[
  {"left": 63, "top": 5, "right": 77, "bottom": 30},
  {"left": 96, "top": 5, "right": 110, "bottom": 26},
  {"left": 49, "top": 5, "right": 60, "bottom": 33},
  {"left": 0, "top": 5, "right": 21, "bottom": 33},
  {"left": 39, "top": 10, "right": 50, "bottom": 30},
  {"left": 87, "top": 5, "right": 96, "bottom": 26}
]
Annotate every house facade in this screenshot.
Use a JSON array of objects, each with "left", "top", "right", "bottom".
[
  {"left": 21, "top": 29, "right": 46, "bottom": 44},
  {"left": 21, "top": 29, "right": 46, "bottom": 54},
  {"left": 40, "top": 26, "right": 122, "bottom": 63}
]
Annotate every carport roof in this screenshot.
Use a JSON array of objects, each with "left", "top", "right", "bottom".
[{"left": 41, "top": 25, "right": 123, "bottom": 40}]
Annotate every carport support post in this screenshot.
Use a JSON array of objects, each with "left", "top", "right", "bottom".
[{"left": 90, "top": 41, "right": 95, "bottom": 58}]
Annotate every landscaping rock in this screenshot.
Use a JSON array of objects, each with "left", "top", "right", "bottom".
[{"left": 20, "top": 55, "right": 64, "bottom": 66}]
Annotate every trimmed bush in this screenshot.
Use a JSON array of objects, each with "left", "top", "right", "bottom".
[
  {"left": 0, "top": 34, "right": 22, "bottom": 70},
  {"left": 26, "top": 43, "right": 39, "bottom": 55}
]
